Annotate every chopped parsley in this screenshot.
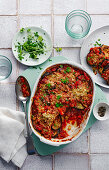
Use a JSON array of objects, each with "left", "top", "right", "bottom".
[
  {"left": 66, "top": 67, "right": 71, "bottom": 73},
  {"left": 57, "top": 95, "right": 61, "bottom": 100},
  {"left": 27, "top": 28, "right": 31, "bottom": 32},
  {"left": 46, "top": 83, "right": 51, "bottom": 88},
  {"left": 39, "top": 67, "right": 43, "bottom": 70},
  {"left": 51, "top": 92, "right": 55, "bottom": 94},
  {"left": 55, "top": 47, "right": 62, "bottom": 52},
  {"left": 49, "top": 59, "right": 52, "bottom": 62},
  {"left": 61, "top": 77, "right": 69, "bottom": 84},
  {"left": 20, "top": 28, "right": 25, "bottom": 33},
  {"left": 60, "top": 65, "right": 63, "bottom": 68},
  {"left": 95, "top": 41, "right": 102, "bottom": 46},
  {"left": 88, "top": 57, "right": 90, "bottom": 61},
  {"left": 94, "top": 39, "right": 102, "bottom": 47},
  {"left": 55, "top": 102, "right": 63, "bottom": 107},
  {"left": 64, "top": 70, "right": 66, "bottom": 74},
  {"left": 16, "top": 28, "right": 47, "bottom": 61}
]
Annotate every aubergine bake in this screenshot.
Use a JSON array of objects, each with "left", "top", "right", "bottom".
[
  {"left": 30, "top": 64, "right": 93, "bottom": 140},
  {"left": 87, "top": 45, "right": 109, "bottom": 84}
]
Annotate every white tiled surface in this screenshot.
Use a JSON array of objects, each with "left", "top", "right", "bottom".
[
  {"left": 90, "top": 15, "right": 109, "bottom": 33},
  {"left": 20, "top": 155, "right": 52, "bottom": 170},
  {"left": 0, "top": 0, "right": 17, "bottom": 15},
  {"left": 54, "top": 0, "right": 86, "bottom": 14},
  {"left": 90, "top": 154, "right": 109, "bottom": 170},
  {"left": 55, "top": 154, "right": 89, "bottom": 170},
  {"left": 0, "top": 0, "right": 109, "bottom": 170},
  {"left": 0, "top": 16, "right": 17, "bottom": 48},
  {"left": 87, "top": 0, "right": 109, "bottom": 14},
  {"left": 19, "top": 15, "right": 51, "bottom": 36},
  {"left": 19, "top": 0, "right": 51, "bottom": 14}
]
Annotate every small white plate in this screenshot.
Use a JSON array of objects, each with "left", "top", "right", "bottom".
[
  {"left": 80, "top": 26, "right": 109, "bottom": 88},
  {"left": 93, "top": 102, "right": 109, "bottom": 121},
  {"left": 12, "top": 27, "right": 52, "bottom": 66}
]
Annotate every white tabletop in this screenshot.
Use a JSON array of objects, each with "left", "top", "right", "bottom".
[{"left": 0, "top": 0, "right": 109, "bottom": 170}]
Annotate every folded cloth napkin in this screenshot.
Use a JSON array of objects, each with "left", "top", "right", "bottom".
[{"left": 0, "top": 107, "right": 27, "bottom": 168}]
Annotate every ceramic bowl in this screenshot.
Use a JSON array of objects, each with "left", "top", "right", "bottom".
[
  {"left": 93, "top": 102, "right": 109, "bottom": 120},
  {"left": 28, "top": 61, "right": 95, "bottom": 146}
]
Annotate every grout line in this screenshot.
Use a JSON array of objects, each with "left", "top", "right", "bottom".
[
  {"left": 90, "top": 153, "right": 109, "bottom": 155},
  {"left": 19, "top": 14, "right": 51, "bottom": 16},
  {"left": 90, "top": 13, "right": 109, "bottom": 15},
  {"left": 51, "top": 0, "right": 54, "bottom": 57},
  {"left": 85, "top": 0, "right": 87, "bottom": 12},
  {"left": 88, "top": 153, "right": 91, "bottom": 170},
  {"left": 52, "top": 154, "right": 55, "bottom": 170},
  {"left": 0, "top": 82, "right": 15, "bottom": 85},
  {"left": 54, "top": 152, "right": 89, "bottom": 155},
  {"left": 15, "top": 0, "right": 19, "bottom": 112},
  {"left": 0, "top": 48, "right": 12, "bottom": 50},
  {"left": 88, "top": 129, "right": 91, "bottom": 170},
  {"left": 88, "top": 129, "right": 90, "bottom": 155},
  {"left": 0, "top": 15, "right": 17, "bottom": 16},
  {"left": 16, "top": 0, "right": 18, "bottom": 16},
  {"left": 1, "top": 13, "right": 109, "bottom": 17}
]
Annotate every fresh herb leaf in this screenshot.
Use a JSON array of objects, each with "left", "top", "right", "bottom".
[
  {"left": 46, "top": 83, "right": 51, "bottom": 88},
  {"left": 34, "top": 32, "right": 39, "bottom": 37},
  {"left": 66, "top": 67, "right": 71, "bottom": 73},
  {"left": 55, "top": 47, "right": 62, "bottom": 52},
  {"left": 20, "top": 28, "right": 25, "bottom": 33},
  {"left": 88, "top": 57, "right": 90, "bottom": 61},
  {"left": 60, "top": 65, "right": 63, "bottom": 68},
  {"left": 49, "top": 59, "right": 52, "bottom": 62},
  {"left": 64, "top": 70, "right": 66, "bottom": 73},
  {"left": 15, "top": 31, "right": 47, "bottom": 61},
  {"left": 57, "top": 95, "right": 61, "bottom": 100},
  {"left": 55, "top": 102, "right": 63, "bottom": 107},
  {"left": 27, "top": 28, "right": 31, "bottom": 32},
  {"left": 51, "top": 92, "right": 55, "bottom": 94},
  {"left": 39, "top": 67, "right": 43, "bottom": 70},
  {"left": 61, "top": 77, "right": 69, "bottom": 84}
]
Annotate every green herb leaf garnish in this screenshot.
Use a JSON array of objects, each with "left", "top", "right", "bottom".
[
  {"left": 55, "top": 47, "right": 62, "bottom": 52},
  {"left": 20, "top": 28, "right": 25, "bottom": 33},
  {"left": 66, "top": 67, "right": 71, "bottom": 73},
  {"left": 57, "top": 95, "right": 61, "bottom": 100},
  {"left": 61, "top": 77, "right": 69, "bottom": 84},
  {"left": 27, "top": 28, "right": 31, "bottom": 32},
  {"left": 49, "top": 59, "right": 52, "bottom": 62},
  {"left": 60, "top": 65, "right": 63, "bottom": 68},
  {"left": 46, "top": 83, "right": 51, "bottom": 88},
  {"left": 16, "top": 31, "right": 47, "bottom": 61},
  {"left": 55, "top": 102, "right": 63, "bottom": 107}
]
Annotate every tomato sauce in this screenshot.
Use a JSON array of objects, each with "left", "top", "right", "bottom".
[{"left": 31, "top": 64, "right": 93, "bottom": 140}]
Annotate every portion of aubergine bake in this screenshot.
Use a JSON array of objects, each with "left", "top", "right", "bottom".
[{"left": 87, "top": 45, "right": 109, "bottom": 85}]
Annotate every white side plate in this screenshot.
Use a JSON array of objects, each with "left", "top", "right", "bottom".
[
  {"left": 12, "top": 27, "right": 52, "bottom": 66},
  {"left": 80, "top": 26, "right": 109, "bottom": 88}
]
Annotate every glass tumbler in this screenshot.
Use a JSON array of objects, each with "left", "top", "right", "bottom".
[
  {"left": 0, "top": 55, "right": 12, "bottom": 81},
  {"left": 65, "top": 10, "right": 92, "bottom": 39}
]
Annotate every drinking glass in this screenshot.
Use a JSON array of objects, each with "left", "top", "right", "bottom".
[
  {"left": 65, "top": 10, "right": 92, "bottom": 39},
  {"left": 0, "top": 55, "right": 12, "bottom": 81}
]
